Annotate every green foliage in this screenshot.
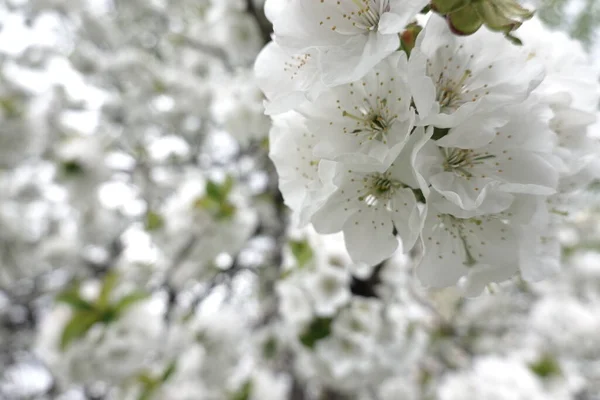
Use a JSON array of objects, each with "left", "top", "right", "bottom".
[
  {"left": 56, "top": 272, "right": 149, "bottom": 351},
  {"left": 59, "top": 311, "right": 101, "bottom": 351},
  {"left": 145, "top": 210, "right": 165, "bottom": 231},
  {"left": 299, "top": 317, "right": 333, "bottom": 349},
  {"left": 194, "top": 176, "right": 237, "bottom": 220},
  {"left": 230, "top": 380, "right": 253, "bottom": 400},
  {"left": 136, "top": 361, "right": 178, "bottom": 400},
  {"left": 529, "top": 354, "right": 562, "bottom": 378},
  {"left": 289, "top": 239, "right": 314, "bottom": 268}
]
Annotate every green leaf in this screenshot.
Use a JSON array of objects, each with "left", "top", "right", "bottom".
[
  {"left": 114, "top": 291, "right": 149, "bottom": 315},
  {"left": 221, "top": 176, "right": 235, "bottom": 198},
  {"left": 529, "top": 354, "right": 561, "bottom": 378},
  {"left": 98, "top": 271, "right": 119, "bottom": 309},
  {"left": 230, "top": 380, "right": 252, "bottom": 400},
  {"left": 161, "top": 361, "right": 177, "bottom": 382},
  {"left": 216, "top": 202, "right": 236, "bottom": 220},
  {"left": 193, "top": 196, "right": 216, "bottom": 210},
  {"left": 299, "top": 317, "right": 333, "bottom": 349},
  {"left": 289, "top": 240, "right": 314, "bottom": 268},
  {"left": 56, "top": 284, "right": 95, "bottom": 312},
  {"left": 137, "top": 372, "right": 156, "bottom": 387},
  {"left": 60, "top": 311, "right": 101, "bottom": 351},
  {"left": 145, "top": 211, "right": 164, "bottom": 231},
  {"left": 206, "top": 180, "right": 223, "bottom": 201}
]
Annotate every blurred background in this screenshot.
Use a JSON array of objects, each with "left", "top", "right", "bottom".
[{"left": 0, "top": 0, "right": 599, "bottom": 399}]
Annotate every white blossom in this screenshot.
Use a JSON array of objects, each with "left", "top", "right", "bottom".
[{"left": 267, "top": 0, "right": 428, "bottom": 85}]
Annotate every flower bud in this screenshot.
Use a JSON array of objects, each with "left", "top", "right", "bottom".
[
  {"left": 400, "top": 23, "right": 423, "bottom": 55},
  {"left": 446, "top": 5, "right": 483, "bottom": 35},
  {"left": 434, "top": 0, "right": 534, "bottom": 43}
]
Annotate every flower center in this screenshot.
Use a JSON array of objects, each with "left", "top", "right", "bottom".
[
  {"left": 342, "top": 98, "right": 396, "bottom": 144},
  {"left": 357, "top": 172, "right": 403, "bottom": 206},
  {"left": 442, "top": 148, "right": 495, "bottom": 178},
  {"left": 349, "top": 0, "right": 390, "bottom": 31},
  {"left": 436, "top": 69, "right": 472, "bottom": 111}
]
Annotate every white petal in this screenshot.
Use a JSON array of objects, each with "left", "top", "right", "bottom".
[
  {"left": 343, "top": 207, "right": 399, "bottom": 266},
  {"left": 321, "top": 32, "right": 399, "bottom": 86}
]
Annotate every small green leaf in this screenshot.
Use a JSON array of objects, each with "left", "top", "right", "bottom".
[
  {"left": 161, "top": 361, "right": 177, "bottom": 382},
  {"left": 299, "top": 317, "right": 333, "bottom": 349},
  {"left": 216, "top": 202, "right": 236, "bottom": 220},
  {"left": 193, "top": 196, "right": 216, "bottom": 211},
  {"left": 206, "top": 180, "right": 223, "bottom": 201},
  {"left": 60, "top": 311, "right": 100, "bottom": 351},
  {"left": 145, "top": 211, "right": 164, "bottom": 231},
  {"left": 114, "top": 291, "right": 149, "bottom": 315},
  {"left": 529, "top": 354, "right": 561, "bottom": 378},
  {"left": 56, "top": 284, "right": 95, "bottom": 312},
  {"left": 137, "top": 373, "right": 156, "bottom": 387},
  {"left": 230, "top": 380, "right": 253, "bottom": 400},
  {"left": 221, "top": 176, "right": 235, "bottom": 198},
  {"left": 98, "top": 271, "right": 119, "bottom": 309},
  {"left": 289, "top": 240, "right": 314, "bottom": 268}
]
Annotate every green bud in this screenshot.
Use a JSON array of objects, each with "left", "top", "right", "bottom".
[
  {"left": 400, "top": 23, "right": 423, "bottom": 55},
  {"left": 435, "top": 0, "right": 534, "bottom": 44},
  {"left": 432, "top": 0, "right": 471, "bottom": 14},
  {"left": 447, "top": 6, "right": 484, "bottom": 35}
]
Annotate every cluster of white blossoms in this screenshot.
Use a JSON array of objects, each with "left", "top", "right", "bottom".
[{"left": 257, "top": 0, "right": 600, "bottom": 293}]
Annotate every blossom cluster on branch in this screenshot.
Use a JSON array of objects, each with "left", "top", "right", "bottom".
[
  {"left": 1, "top": 1, "right": 600, "bottom": 400},
  {"left": 258, "top": 0, "right": 600, "bottom": 295}
]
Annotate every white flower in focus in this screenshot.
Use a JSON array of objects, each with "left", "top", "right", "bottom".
[
  {"left": 300, "top": 52, "right": 415, "bottom": 164},
  {"left": 417, "top": 196, "right": 520, "bottom": 292},
  {"left": 415, "top": 102, "right": 558, "bottom": 213},
  {"left": 438, "top": 356, "right": 547, "bottom": 400},
  {"left": 311, "top": 130, "right": 429, "bottom": 266},
  {"left": 409, "top": 14, "right": 544, "bottom": 138},
  {"left": 254, "top": 43, "right": 324, "bottom": 114},
  {"left": 268, "top": 0, "right": 428, "bottom": 85}
]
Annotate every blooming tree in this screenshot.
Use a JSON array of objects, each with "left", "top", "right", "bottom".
[{"left": 1, "top": 1, "right": 600, "bottom": 400}]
